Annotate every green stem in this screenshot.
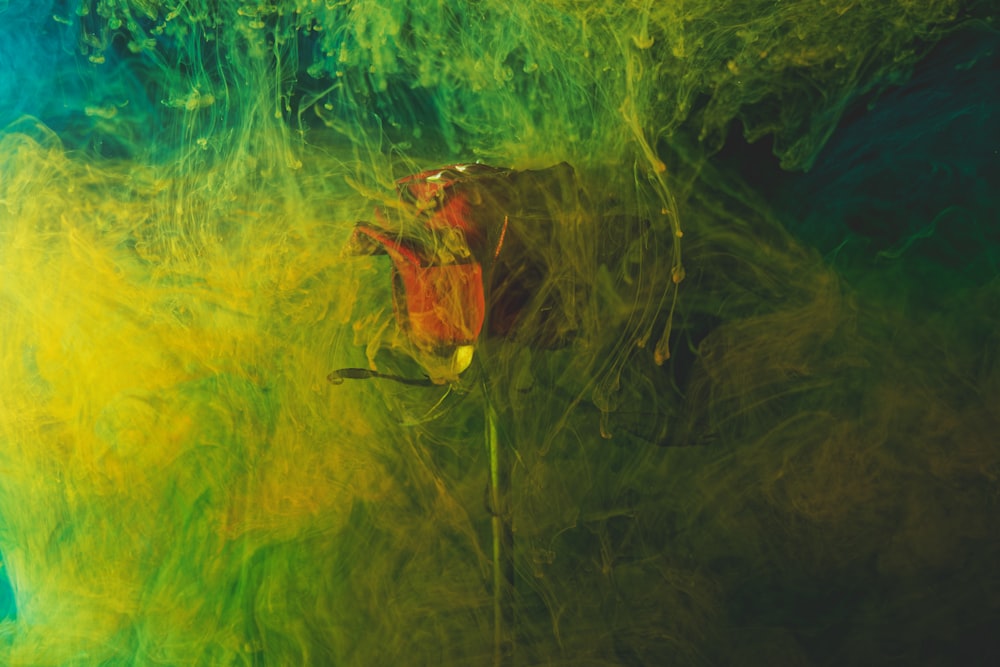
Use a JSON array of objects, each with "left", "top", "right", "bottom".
[{"left": 485, "top": 384, "right": 513, "bottom": 666}]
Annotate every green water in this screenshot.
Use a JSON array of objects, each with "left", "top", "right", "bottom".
[{"left": 0, "top": 1, "right": 997, "bottom": 665}]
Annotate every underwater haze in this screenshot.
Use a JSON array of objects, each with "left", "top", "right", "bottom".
[{"left": 1, "top": 1, "right": 998, "bottom": 665}]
